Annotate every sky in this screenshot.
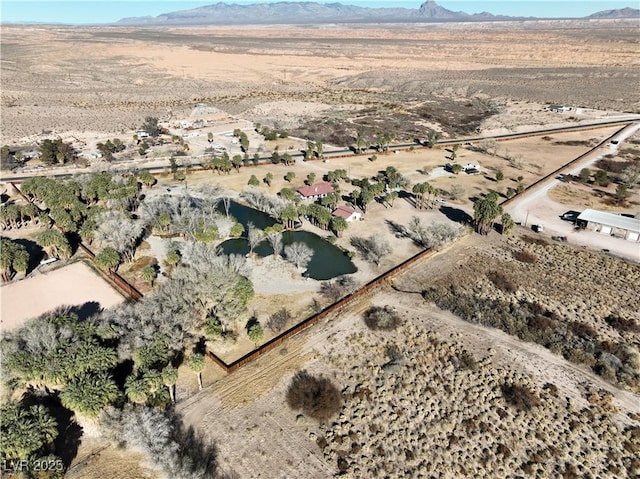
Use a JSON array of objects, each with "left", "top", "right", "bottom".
[{"left": 0, "top": 0, "right": 637, "bottom": 25}]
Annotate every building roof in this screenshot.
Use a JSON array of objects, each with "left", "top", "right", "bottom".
[
  {"left": 298, "top": 182, "right": 334, "bottom": 197},
  {"left": 332, "top": 205, "right": 357, "bottom": 219},
  {"left": 577, "top": 209, "right": 640, "bottom": 234}
]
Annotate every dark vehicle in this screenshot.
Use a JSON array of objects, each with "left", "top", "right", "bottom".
[{"left": 560, "top": 210, "right": 581, "bottom": 222}]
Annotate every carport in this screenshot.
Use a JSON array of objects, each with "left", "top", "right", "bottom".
[{"left": 576, "top": 209, "right": 640, "bottom": 242}]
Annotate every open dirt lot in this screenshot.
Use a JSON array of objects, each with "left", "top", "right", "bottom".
[
  {"left": 0, "top": 261, "right": 125, "bottom": 331},
  {"left": 1, "top": 20, "right": 638, "bottom": 146}
]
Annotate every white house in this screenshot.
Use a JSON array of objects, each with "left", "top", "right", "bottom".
[{"left": 332, "top": 205, "right": 362, "bottom": 223}]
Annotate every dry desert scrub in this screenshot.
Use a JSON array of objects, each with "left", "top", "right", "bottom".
[
  {"left": 413, "top": 235, "right": 640, "bottom": 392},
  {"left": 315, "top": 318, "right": 638, "bottom": 478}
]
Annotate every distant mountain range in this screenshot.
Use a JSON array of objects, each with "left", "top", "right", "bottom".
[{"left": 116, "top": 1, "right": 640, "bottom": 26}]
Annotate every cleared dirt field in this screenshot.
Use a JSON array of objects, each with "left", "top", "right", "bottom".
[{"left": 0, "top": 261, "right": 125, "bottom": 331}]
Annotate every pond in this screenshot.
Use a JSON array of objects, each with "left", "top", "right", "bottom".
[{"left": 218, "top": 201, "right": 357, "bottom": 281}]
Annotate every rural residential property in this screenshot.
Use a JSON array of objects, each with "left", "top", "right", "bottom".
[{"left": 1, "top": 1, "right": 639, "bottom": 478}]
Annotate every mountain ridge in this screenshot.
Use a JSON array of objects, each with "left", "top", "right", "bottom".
[{"left": 116, "top": 1, "right": 640, "bottom": 26}]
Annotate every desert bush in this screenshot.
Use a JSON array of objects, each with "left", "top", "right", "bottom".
[
  {"left": 521, "top": 236, "right": 549, "bottom": 246},
  {"left": 570, "top": 321, "right": 598, "bottom": 340},
  {"left": 267, "top": 308, "right": 292, "bottom": 332},
  {"left": 543, "top": 382, "right": 559, "bottom": 397},
  {"left": 605, "top": 315, "right": 640, "bottom": 333},
  {"left": 286, "top": 370, "right": 342, "bottom": 421},
  {"left": 487, "top": 271, "right": 518, "bottom": 293},
  {"left": 320, "top": 275, "right": 359, "bottom": 303},
  {"left": 514, "top": 250, "right": 538, "bottom": 264},
  {"left": 594, "top": 158, "right": 636, "bottom": 175},
  {"left": 501, "top": 383, "right": 540, "bottom": 411},
  {"left": 458, "top": 350, "right": 478, "bottom": 370},
  {"left": 363, "top": 306, "right": 401, "bottom": 331},
  {"left": 350, "top": 235, "right": 391, "bottom": 266}
]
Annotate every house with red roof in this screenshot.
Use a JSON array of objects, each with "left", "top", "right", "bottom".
[
  {"left": 332, "top": 205, "right": 362, "bottom": 222},
  {"left": 297, "top": 181, "right": 335, "bottom": 200}
]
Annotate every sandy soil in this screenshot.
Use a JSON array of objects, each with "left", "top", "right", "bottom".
[
  {"left": 176, "top": 240, "right": 639, "bottom": 477},
  {"left": 0, "top": 261, "right": 125, "bottom": 331},
  {"left": 2, "top": 21, "right": 638, "bottom": 145}
]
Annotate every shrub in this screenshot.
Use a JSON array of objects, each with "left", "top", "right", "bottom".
[
  {"left": 267, "top": 308, "right": 292, "bottom": 332},
  {"left": 363, "top": 306, "right": 401, "bottom": 331},
  {"left": 501, "top": 383, "right": 540, "bottom": 411},
  {"left": 286, "top": 370, "right": 342, "bottom": 421},
  {"left": 487, "top": 271, "right": 518, "bottom": 293},
  {"left": 458, "top": 350, "right": 478, "bottom": 370},
  {"left": 514, "top": 250, "right": 538, "bottom": 264},
  {"left": 605, "top": 315, "right": 640, "bottom": 333}
]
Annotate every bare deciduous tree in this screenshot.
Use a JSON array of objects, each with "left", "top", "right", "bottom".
[
  {"left": 406, "top": 217, "right": 461, "bottom": 249},
  {"left": 284, "top": 242, "right": 313, "bottom": 270},
  {"left": 95, "top": 210, "right": 144, "bottom": 262},
  {"left": 247, "top": 222, "right": 264, "bottom": 254},
  {"left": 350, "top": 235, "right": 391, "bottom": 266}
]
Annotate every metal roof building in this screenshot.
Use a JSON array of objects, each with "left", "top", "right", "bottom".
[{"left": 577, "top": 209, "right": 640, "bottom": 242}]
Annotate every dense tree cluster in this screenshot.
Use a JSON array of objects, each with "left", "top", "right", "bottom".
[
  {"left": 0, "top": 400, "right": 62, "bottom": 474},
  {"left": 0, "top": 237, "right": 29, "bottom": 282},
  {"left": 473, "top": 192, "right": 503, "bottom": 235},
  {"left": 38, "top": 138, "right": 76, "bottom": 165},
  {"left": 96, "top": 138, "right": 125, "bottom": 161},
  {"left": 140, "top": 117, "right": 163, "bottom": 137},
  {"left": 0, "top": 201, "right": 43, "bottom": 230}
]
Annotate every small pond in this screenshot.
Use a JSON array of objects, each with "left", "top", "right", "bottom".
[{"left": 218, "top": 201, "right": 357, "bottom": 281}]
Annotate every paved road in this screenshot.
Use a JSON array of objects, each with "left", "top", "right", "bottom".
[
  {"left": 2, "top": 117, "right": 639, "bottom": 183},
  {"left": 504, "top": 122, "right": 640, "bottom": 261}
]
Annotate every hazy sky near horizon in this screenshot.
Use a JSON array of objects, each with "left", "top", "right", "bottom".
[{"left": 1, "top": 0, "right": 637, "bottom": 24}]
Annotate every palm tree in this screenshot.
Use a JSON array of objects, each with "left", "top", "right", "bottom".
[
  {"left": 232, "top": 155, "right": 243, "bottom": 172},
  {"left": 248, "top": 175, "right": 260, "bottom": 187},
  {"left": 247, "top": 322, "right": 264, "bottom": 348},
  {"left": 306, "top": 172, "right": 316, "bottom": 186},
  {"left": 60, "top": 372, "right": 119, "bottom": 418},
  {"left": 473, "top": 195, "right": 503, "bottom": 235},
  {"left": 125, "top": 375, "right": 149, "bottom": 405},
  {"left": 279, "top": 204, "right": 299, "bottom": 229},
  {"left": 0, "top": 238, "right": 29, "bottom": 282},
  {"left": 501, "top": 213, "right": 515, "bottom": 235},
  {"left": 330, "top": 216, "right": 348, "bottom": 237},
  {"left": 0, "top": 401, "right": 58, "bottom": 460},
  {"left": 188, "top": 353, "right": 205, "bottom": 391},
  {"left": 141, "top": 265, "right": 157, "bottom": 286},
  {"left": 264, "top": 172, "right": 273, "bottom": 187},
  {"left": 95, "top": 247, "right": 121, "bottom": 272},
  {"left": 384, "top": 191, "right": 398, "bottom": 207},
  {"left": 162, "top": 365, "right": 178, "bottom": 404},
  {"left": 36, "top": 229, "right": 71, "bottom": 259},
  {"left": 138, "top": 170, "right": 157, "bottom": 188}
]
